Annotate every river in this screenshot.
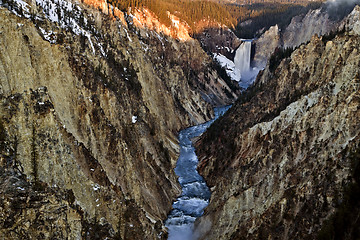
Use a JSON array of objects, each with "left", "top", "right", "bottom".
[{"left": 165, "top": 105, "right": 231, "bottom": 240}]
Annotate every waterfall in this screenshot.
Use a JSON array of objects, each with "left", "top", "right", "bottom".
[
  {"left": 234, "top": 41, "right": 252, "bottom": 78},
  {"left": 213, "top": 39, "right": 260, "bottom": 89},
  {"left": 233, "top": 40, "right": 261, "bottom": 89}
]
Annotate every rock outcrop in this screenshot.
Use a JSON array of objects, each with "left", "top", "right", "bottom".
[
  {"left": 252, "top": 25, "right": 281, "bottom": 68},
  {"left": 341, "top": 5, "right": 360, "bottom": 35},
  {"left": 0, "top": 0, "right": 239, "bottom": 237},
  {"left": 130, "top": 8, "right": 192, "bottom": 41},
  {"left": 195, "top": 23, "right": 360, "bottom": 239},
  {"left": 282, "top": 8, "right": 337, "bottom": 49},
  {"left": 252, "top": 8, "right": 337, "bottom": 69},
  {"left": 253, "top": 4, "right": 360, "bottom": 69}
]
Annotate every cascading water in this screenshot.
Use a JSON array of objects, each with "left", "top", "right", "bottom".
[
  {"left": 212, "top": 39, "right": 261, "bottom": 89},
  {"left": 233, "top": 40, "right": 260, "bottom": 89},
  {"left": 234, "top": 41, "right": 252, "bottom": 76},
  {"left": 165, "top": 106, "right": 231, "bottom": 240}
]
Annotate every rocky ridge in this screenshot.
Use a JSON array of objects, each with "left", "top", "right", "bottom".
[
  {"left": 282, "top": 7, "right": 337, "bottom": 49},
  {"left": 195, "top": 17, "right": 360, "bottom": 240},
  {"left": 0, "top": 0, "right": 239, "bottom": 238},
  {"left": 253, "top": 4, "right": 360, "bottom": 68},
  {"left": 252, "top": 24, "right": 281, "bottom": 69}
]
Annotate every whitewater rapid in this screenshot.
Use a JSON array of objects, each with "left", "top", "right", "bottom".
[{"left": 165, "top": 106, "right": 231, "bottom": 240}]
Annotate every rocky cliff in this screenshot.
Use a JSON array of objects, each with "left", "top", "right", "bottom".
[
  {"left": 253, "top": 3, "right": 360, "bottom": 69},
  {"left": 282, "top": 7, "right": 337, "bottom": 49},
  {"left": 252, "top": 25, "right": 281, "bottom": 68},
  {"left": 195, "top": 19, "right": 360, "bottom": 239},
  {"left": 0, "top": 0, "right": 239, "bottom": 237},
  {"left": 253, "top": 7, "right": 336, "bottom": 69}
]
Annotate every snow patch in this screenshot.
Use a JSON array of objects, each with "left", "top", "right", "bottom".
[
  {"left": 132, "top": 115, "right": 137, "bottom": 123},
  {"left": 214, "top": 53, "right": 240, "bottom": 81},
  {"left": 92, "top": 183, "right": 100, "bottom": 191},
  {"left": 4, "top": 0, "right": 102, "bottom": 53},
  {"left": 38, "top": 27, "right": 57, "bottom": 44}
]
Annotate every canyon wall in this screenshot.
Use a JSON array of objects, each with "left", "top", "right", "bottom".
[
  {"left": 0, "top": 0, "right": 239, "bottom": 237},
  {"left": 253, "top": 4, "right": 360, "bottom": 68},
  {"left": 195, "top": 19, "right": 360, "bottom": 239},
  {"left": 253, "top": 7, "right": 337, "bottom": 68}
]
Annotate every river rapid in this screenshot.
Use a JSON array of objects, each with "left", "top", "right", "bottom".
[{"left": 165, "top": 106, "right": 231, "bottom": 240}]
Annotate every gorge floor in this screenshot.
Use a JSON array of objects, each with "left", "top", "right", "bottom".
[{"left": 165, "top": 106, "right": 231, "bottom": 240}]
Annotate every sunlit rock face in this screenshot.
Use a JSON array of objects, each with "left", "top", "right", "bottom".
[
  {"left": 0, "top": 0, "right": 239, "bottom": 237},
  {"left": 77, "top": 0, "right": 191, "bottom": 41},
  {"left": 252, "top": 8, "right": 336, "bottom": 70},
  {"left": 341, "top": 5, "right": 360, "bottom": 35},
  {"left": 81, "top": 0, "right": 126, "bottom": 24},
  {"left": 282, "top": 8, "right": 337, "bottom": 49},
  {"left": 195, "top": 24, "right": 360, "bottom": 240},
  {"left": 253, "top": 25, "right": 281, "bottom": 68},
  {"left": 130, "top": 8, "right": 192, "bottom": 41},
  {"left": 253, "top": 4, "right": 360, "bottom": 69}
]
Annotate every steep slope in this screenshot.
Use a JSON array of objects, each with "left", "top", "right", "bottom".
[
  {"left": 253, "top": 7, "right": 336, "bottom": 68},
  {"left": 282, "top": 7, "right": 337, "bottom": 48},
  {"left": 195, "top": 22, "right": 360, "bottom": 239},
  {"left": 253, "top": 3, "right": 360, "bottom": 68},
  {"left": 0, "top": 0, "right": 239, "bottom": 238},
  {"left": 252, "top": 24, "right": 281, "bottom": 68}
]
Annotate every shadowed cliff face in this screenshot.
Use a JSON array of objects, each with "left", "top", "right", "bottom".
[
  {"left": 0, "top": 0, "right": 239, "bottom": 237},
  {"left": 195, "top": 26, "right": 360, "bottom": 239}
]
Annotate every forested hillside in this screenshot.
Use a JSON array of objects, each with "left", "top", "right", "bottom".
[
  {"left": 106, "top": 0, "right": 323, "bottom": 34},
  {"left": 107, "top": 0, "right": 235, "bottom": 30},
  {"left": 215, "top": 0, "right": 324, "bottom": 5}
]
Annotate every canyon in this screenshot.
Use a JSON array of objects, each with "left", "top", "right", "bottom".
[{"left": 0, "top": 0, "right": 359, "bottom": 239}]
